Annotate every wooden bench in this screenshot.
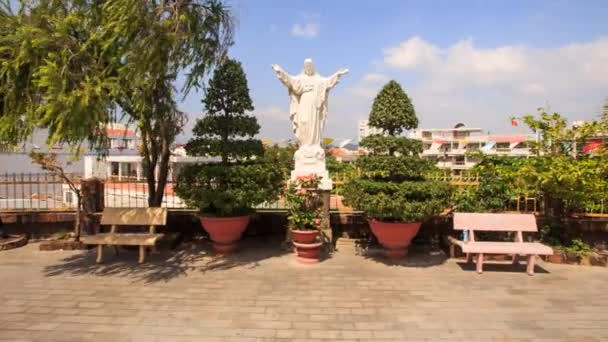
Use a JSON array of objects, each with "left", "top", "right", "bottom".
[
  {"left": 452, "top": 212, "right": 553, "bottom": 275},
  {"left": 81, "top": 208, "right": 167, "bottom": 264}
]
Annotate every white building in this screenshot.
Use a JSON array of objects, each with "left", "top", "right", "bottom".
[
  {"left": 358, "top": 120, "right": 383, "bottom": 142},
  {"left": 409, "top": 124, "right": 534, "bottom": 172}
]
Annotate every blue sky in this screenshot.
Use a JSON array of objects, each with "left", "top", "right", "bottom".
[
  {"left": 176, "top": 0, "right": 608, "bottom": 142},
  {"left": 9, "top": 0, "right": 608, "bottom": 142}
]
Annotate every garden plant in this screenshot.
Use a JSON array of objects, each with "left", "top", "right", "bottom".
[
  {"left": 175, "top": 59, "right": 284, "bottom": 254},
  {"left": 343, "top": 80, "right": 450, "bottom": 259},
  {"left": 284, "top": 174, "right": 324, "bottom": 263}
]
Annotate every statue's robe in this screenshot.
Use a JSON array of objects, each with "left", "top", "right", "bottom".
[{"left": 275, "top": 71, "right": 342, "bottom": 146}]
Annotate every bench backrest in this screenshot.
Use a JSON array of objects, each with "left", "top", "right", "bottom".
[
  {"left": 100, "top": 208, "right": 167, "bottom": 227},
  {"left": 453, "top": 213, "right": 537, "bottom": 232}
]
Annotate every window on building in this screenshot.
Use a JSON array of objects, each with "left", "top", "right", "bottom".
[
  {"left": 496, "top": 142, "right": 510, "bottom": 150},
  {"left": 65, "top": 191, "right": 73, "bottom": 204},
  {"left": 111, "top": 162, "right": 119, "bottom": 176}
]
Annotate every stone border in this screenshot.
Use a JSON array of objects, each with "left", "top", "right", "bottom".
[
  {"left": 38, "top": 240, "right": 88, "bottom": 251},
  {"left": 0, "top": 234, "right": 28, "bottom": 251}
]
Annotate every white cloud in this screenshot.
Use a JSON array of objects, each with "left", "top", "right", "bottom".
[
  {"left": 291, "top": 14, "right": 320, "bottom": 38},
  {"left": 346, "top": 73, "right": 390, "bottom": 99},
  {"left": 362, "top": 73, "right": 390, "bottom": 83},
  {"left": 378, "top": 36, "right": 608, "bottom": 131},
  {"left": 383, "top": 36, "right": 441, "bottom": 70},
  {"left": 255, "top": 105, "right": 285, "bottom": 120}
]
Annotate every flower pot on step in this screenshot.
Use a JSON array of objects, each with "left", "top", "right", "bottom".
[
  {"left": 368, "top": 220, "right": 421, "bottom": 260},
  {"left": 200, "top": 216, "right": 250, "bottom": 255},
  {"left": 291, "top": 229, "right": 319, "bottom": 244},
  {"left": 291, "top": 229, "right": 321, "bottom": 264}
]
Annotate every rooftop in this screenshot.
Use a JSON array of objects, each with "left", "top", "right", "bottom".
[{"left": 1, "top": 240, "right": 607, "bottom": 341}]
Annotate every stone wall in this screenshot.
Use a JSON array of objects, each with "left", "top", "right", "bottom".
[{"left": 1, "top": 210, "right": 607, "bottom": 247}]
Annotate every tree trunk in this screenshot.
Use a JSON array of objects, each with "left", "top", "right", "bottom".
[
  {"left": 74, "top": 195, "right": 82, "bottom": 242},
  {"left": 150, "top": 139, "right": 171, "bottom": 207},
  {"left": 145, "top": 159, "right": 159, "bottom": 207}
]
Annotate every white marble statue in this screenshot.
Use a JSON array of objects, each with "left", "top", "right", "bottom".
[{"left": 271, "top": 58, "right": 348, "bottom": 190}]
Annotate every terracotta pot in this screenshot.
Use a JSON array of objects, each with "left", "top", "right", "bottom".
[
  {"left": 579, "top": 255, "right": 592, "bottom": 266},
  {"left": 565, "top": 251, "right": 580, "bottom": 265},
  {"left": 200, "top": 216, "right": 250, "bottom": 255},
  {"left": 545, "top": 249, "right": 565, "bottom": 264},
  {"left": 291, "top": 229, "right": 319, "bottom": 244},
  {"left": 368, "top": 219, "right": 421, "bottom": 259},
  {"left": 293, "top": 241, "right": 322, "bottom": 264},
  {"left": 591, "top": 252, "right": 608, "bottom": 267},
  {"left": 291, "top": 230, "right": 321, "bottom": 264}
]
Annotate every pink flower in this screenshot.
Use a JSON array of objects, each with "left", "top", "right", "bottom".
[{"left": 296, "top": 188, "right": 307, "bottom": 195}]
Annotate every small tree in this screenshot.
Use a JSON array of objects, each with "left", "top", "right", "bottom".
[
  {"left": 175, "top": 59, "right": 283, "bottom": 216},
  {"left": 30, "top": 152, "right": 84, "bottom": 241},
  {"left": 343, "top": 81, "right": 450, "bottom": 222},
  {"left": 0, "top": 0, "right": 234, "bottom": 207}
]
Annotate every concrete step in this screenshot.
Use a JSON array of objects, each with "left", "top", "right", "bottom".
[{"left": 335, "top": 238, "right": 360, "bottom": 254}]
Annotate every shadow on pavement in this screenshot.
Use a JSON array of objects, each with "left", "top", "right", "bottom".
[
  {"left": 456, "top": 261, "right": 550, "bottom": 274},
  {"left": 42, "top": 235, "right": 290, "bottom": 283},
  {"left": 358, "top": 242, "right": 449, "bottom": 268}
]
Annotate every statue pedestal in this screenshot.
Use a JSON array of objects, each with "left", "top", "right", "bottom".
[{"left": 291, "top": 145, "right": 332, "bottom": 190}]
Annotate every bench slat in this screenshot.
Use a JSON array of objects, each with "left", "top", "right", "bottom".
[
  {"left": 82, "top": 233, "right": 163, "bottom": 246},
  {"left": 100, "top": 208, "right": 167, "bottom": 226},
  {"left": 456, "top": 241, "right": 553, "bottom": 255},
  {"left": 454, "top": 213, "right": 538, "bottom": 232}
]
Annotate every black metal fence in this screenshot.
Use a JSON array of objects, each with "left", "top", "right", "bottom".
[
  {"left": 0, "top": 173, "right": 78, "bottom": 210},
  {"left": 1, "top": 172, "right": 606, "bottom": 216}
]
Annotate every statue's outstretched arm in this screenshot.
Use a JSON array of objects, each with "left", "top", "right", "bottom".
[
  {"left": 327, "top": 68, "right": 349, "bottom": 89},
  {"left": 271, "top": 64, "right": 295, "bottom": 92}
]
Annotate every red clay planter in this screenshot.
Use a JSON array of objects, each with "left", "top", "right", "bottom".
[
  {"left": 368, "top": 220, "right": 421, "bottom": 259},
  {"left": 292, "top": 229, "right": 321, "bottom": 264},
  {"left": 200, "top": 216, "right": 250, "bottom": 255}
]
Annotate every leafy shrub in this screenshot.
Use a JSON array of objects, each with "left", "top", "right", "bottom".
[
  {"left": 564, "top": 239, "right": 594, "bottom": 257},
  {"left": 284, "top": 175, "right": 323, "bottom": 230},
  {"left": 175, "top": 59, "right": 284, "bottom": 216},
  {"left": 343, "top": 81, "right": 450, "bottom": 222}
]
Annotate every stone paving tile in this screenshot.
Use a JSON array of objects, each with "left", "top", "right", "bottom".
[{"left": 1, "top": 241, "right": 608, "bottom": 341}]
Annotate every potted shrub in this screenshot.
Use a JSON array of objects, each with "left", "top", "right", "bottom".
[
  {"left": 175, "top": 59, "right": 284, "bottom": 254},
  {"left": 284, "top": 174, "right": 324, "bottom": 263},
  {"left": 343, "top": 81, "right": 450, "bottom": 259},
  {"left": 564, "top": 239, "right": 594, "bottom": 266},
  {"left": 545, "top": 246, "right": 566, "bottom": 264}
]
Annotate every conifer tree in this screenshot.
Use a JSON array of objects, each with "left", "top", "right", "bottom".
[{"left": 175, "top": 59, "right": 283, "bottom": 216}]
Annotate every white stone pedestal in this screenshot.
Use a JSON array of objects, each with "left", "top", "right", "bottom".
[{"left": 290, "top": 145, "right": 332, "bottom": 190}]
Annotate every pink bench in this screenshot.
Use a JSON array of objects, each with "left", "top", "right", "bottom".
[{"left": 453, "top": 213, "right": 553, "bottom": 275}]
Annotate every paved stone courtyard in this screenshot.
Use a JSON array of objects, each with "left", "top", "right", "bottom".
[{"left": 1, "top": 238, "right": 608, "bottom": 342}]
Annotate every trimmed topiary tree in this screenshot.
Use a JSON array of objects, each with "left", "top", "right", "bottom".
[
  {"left": 343, "top": 80, "right": 450, "bottom": 258},
  {"left": 175, "top": 59, "right": 284, "bottom": 253}
]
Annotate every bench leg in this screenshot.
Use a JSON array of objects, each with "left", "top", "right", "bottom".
[
  {"left": 139, "top": 245, "right": 146, "bottom": 264},
  {"left": 526, "top": 255, "right": 535, "bottom": 276},
  {"left": 113, "top": 246, "right": 119, "bottom": 256},
  {"left": 476, "top": 253, "right": 484, "bottom": 274},
  {"left": 512, "top": 254, "right": 519, "bottom": 265},
  {"left": 466, "top": 253, "right": 473, "bottom": 264},
  {"left": 96, "top": 245, "right": 104, "bottom": 263}
]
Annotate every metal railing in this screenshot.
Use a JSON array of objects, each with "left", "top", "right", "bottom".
[
  {"left": 103, "top": 179, "right": 187, "bottom": 209},
  {"left": 0, "top": 173, "right": 79, "bottom": 211},
  {"left": 1, "top": 172, "right": 606, "bottom": 216}
]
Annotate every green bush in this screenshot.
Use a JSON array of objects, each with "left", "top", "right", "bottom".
[
  {"left": 343, "top": 80, "right": 450, "bottom": 222},
  {"left": 175, "top": 59, "right": 284, "bottom": 216},
  {"left": 284, "top": 175, "right": 323, "bottom": 230}
]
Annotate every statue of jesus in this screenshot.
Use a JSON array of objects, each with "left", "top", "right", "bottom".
[
  {"left": 271, "top": 59, "right": 348, "bottom": 147},
  {"left": 271, "top": 59, "right": 348, "bottom": 189}
]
